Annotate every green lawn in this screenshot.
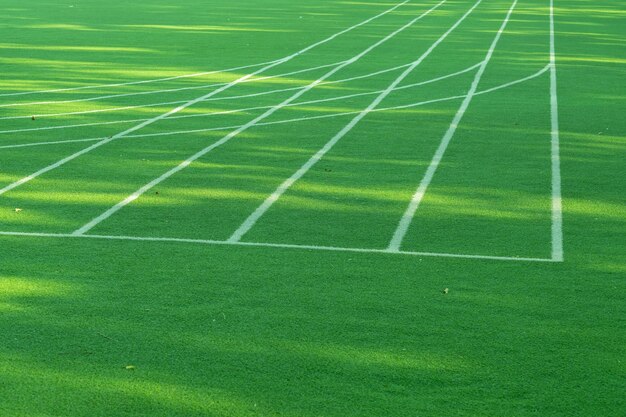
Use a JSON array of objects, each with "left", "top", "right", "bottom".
[{"left": 0, "top": 0, "right": 624, "bottom": 415}]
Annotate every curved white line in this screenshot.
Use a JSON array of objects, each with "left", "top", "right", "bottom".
[
  {"left": 228, "top": 0, "right": 484, "bottom": 243},
  {"left": 0, "top": 58, "right": 417, "bottom": 121},
  {"left": 0, "top": 65, "right": 549, "bottom": 150},
  {"left": 0, "top": 60, "right": 279, "bottom": 98},
  {"left": 0, "top": 0, "right": 413, "bottom": 106},
  {"left": 73, "top": 0, "right": 448, "bottom": 235},
  {"left": 0, "top": 62, "right": 482, "bottom": 135},
  {"left": 0, "top": 0, "right": 417, "bottom": 196},
  {"left": 0, "top": 60, "right": 346, "bottom": 109}
]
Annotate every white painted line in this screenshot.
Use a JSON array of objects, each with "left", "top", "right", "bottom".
[
  {"left": 387, "top": 0, "right": 519, "bottom": 252},
  {"left": 0, "top": 60, "right": 278, "bottom": 98},
  {"left": 0, "top": 60, "right": 345, "bottom": 109},
  {"left": 0, "top": 0, "right": 413, "bottom": 99},
  {"left": 0, "top": 137, "right": 107, "bottom": 150},
  {"left": 0, "top": 65, "right": 551, "bottom": 151},
  {"left": 0, "top": 55, "right": 445, "bottom": 123},
  {"left": 0, "top": 231, "right": 556, "bottom": 263},
  {"left": 0, "top": 98, "right": 188, "bottom": 121},
  {"left": 0, "top": 0, "right": 414, "bottom": 196},
  {"left": 549, "top": 0, "right": 564, "bottom": 262},
  {"left": 0, "top": 62, "right": 406, "bottom": 121},
  {"left": 476, "top": 64, "right": 549, "bottom": 95},
  {"left": 0, "top": 63, "right": 281, "bottom": 196},
  {"left": 72, "top": 0, "right": 448, "bottom": 236},
  {"left": 229, "top": 0, "right": 484, "bottom": 243},
  {"left": 0, "top": 62, "right": 482, "bottom": 136}
]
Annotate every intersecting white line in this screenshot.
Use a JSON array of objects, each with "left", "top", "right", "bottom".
[
  {"left": 0, "top": 231, "right": 556, "bottom": 263},
  {"left": 0, "top": 65, "right": 550, "bottom": 151},
  {"left": 549, "top": 0, "right": 564, "bottom": 262},
  {"left": 0, "top": 2, "right": 562, "bottom": 265},
  {"left": 0, "top": 60, "right": 410, "bottom": 122},
  {"left": 72, "top": 0, "right": 448, "bottom": 236},
  {"left": 0, "top": 60, "right": 278, "bottom": 98},
  {"left": 0, "top": 2, "right": 420, "bottom": 120},
  {"left": 0, "top": 62, "right": 482, "bottom": 135},
  {"left": 0, "top": 0, "right": 414, "bottom": 100},
  {"left": 228, "top": 0, "right": 484, "bottom": 243},
  {"left": 0, "top": 65, "right": 277, "bottom": 196},
  {"left": 0, "top": 60, "right": 346, "bottom": 109},
  {"left": 0, "top": 0, "right": 416, "bottom": 198},
  {"left": 387, "top": 0, "right": 519, "bottom": 252},
  {"left": 0, "top": 64, "right": 400, "bottom": 122}
]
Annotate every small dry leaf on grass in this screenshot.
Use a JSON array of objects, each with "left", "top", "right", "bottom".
[{"left": 14, "top": 208, "right": 22, "bottom": 213}]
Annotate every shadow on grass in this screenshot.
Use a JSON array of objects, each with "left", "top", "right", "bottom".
[{"left": 0, "top": 234, "right": 623, "bottom": 416}]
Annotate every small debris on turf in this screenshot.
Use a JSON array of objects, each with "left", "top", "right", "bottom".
[
  {"left": 96, "top": 332, "right": 117, "bottom": 341},
  {"left": 442, "top": 288, "right": 449, "bottom": 295},
  {"left": 123, "top": 365, "right": 136, "bottom": 370},
  {"left": 14, "top": 208, "right": 22, "bottom": 213}
]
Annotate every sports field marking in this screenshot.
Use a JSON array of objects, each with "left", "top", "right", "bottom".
[
  {"left": 0, "top": 99, "right": 186, "bottom": 121},
  {"left": 0, "top": 0, "right": 418, "bottom": 197},
  {"left": 0, "top": 60, "right": 347, "bottom": 109},
  {"left": 0, "top": 0, "right": 413, "bottom": 99},
  {"left": 72, "top": 0, "right": 449, "bottom": 236},
  {"left": 228, "top": 0, "right": 484, "bottom": 243},
  {"left": 0, "top": 66, "right": 550, "bottom": 150},
  {"left": 549, "top": 0, "right": 564, "bottom": 262},
  {"left": 0, "top": 137, "right": 109, "bottom": 150},
  {"left": 0, "top": 60, "right": 279, "bottom": 98},
  {"left": 0, "top": 231, "right": 556, "bottom": 263},
  {"left": 0, "top": 54, "right": 467, "bottom": 122},
  {"left": 0, "top": 62, "right": 483, "bottom": 135},
  {"left": 387, "top": 0, "right": 518, "bottom": 252},
  {"left": 0, "top": 64, "right": 278, "bottom": 196}
]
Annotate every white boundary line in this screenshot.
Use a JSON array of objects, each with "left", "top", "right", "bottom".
[
  {"left": 229, "top": 0, "right": 484, "bottom": 243},
  {"left": 0, "top": 61, "right": 409, "bottom": 122},
  {"left": 549, "top": 0, "right": 564, "bottom": 262},
  {"left": 0, "top": 62, "right": 481, "bottom": 134},
  {"left": 0, "top": 3, "right": 563, "bottom": 265},
  {"left": 0, "top": 0, "right": 414, "bottom": 99},
  {"left": 0, "top": 0, "right": 415, "bottom": 197},
  {"left": 0, "top": 54, "right": 446, "bottom": 122},
  {"left": 72, "top": 0, "right": 448, "bottom": 236},
  {"left": 0, "top": 64, "right": 282, "bottom": 197},
  {"left": 387, "top": 0, "right": 518, "bottom": 252},
  {"left": 0, "top": 62, "right": 482, "bottom": 135},
  {"left": 0, "top": 65, "right": 550, "bottom": 151},
  {"left": 0, "top": 60, "right": 346, "bottom": 109},
  {"left": 0, "top": 0, "right": 415, "bottom": 118},
  {"left": 0, "top": 231, "right": 556, "bottom": 263},
  {"left": 0, "top": 60, "right": 278, "bottom": 98}
]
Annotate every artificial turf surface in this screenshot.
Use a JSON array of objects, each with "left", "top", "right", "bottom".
[{"left": 0, "top": 0, "right": 624, "bottom": 415}]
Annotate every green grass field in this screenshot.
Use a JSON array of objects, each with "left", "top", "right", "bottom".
[{"left": 1, "top": 0, "right": 624, "bottom": 415}]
